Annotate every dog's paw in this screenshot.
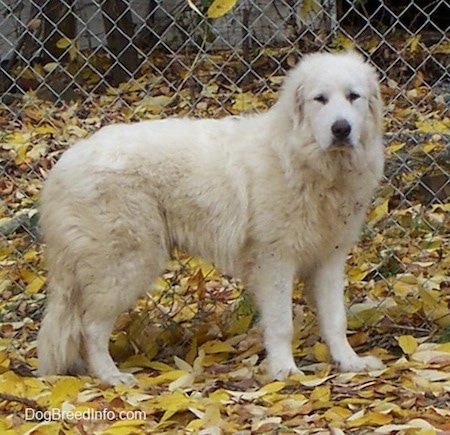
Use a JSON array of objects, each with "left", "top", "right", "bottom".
[
  {"left": 101, "top": 372, "right": 138, "bottom": 386},
  {"left": 337, "top": 355, "right": 384, "bottom": 373},
  {"left": 268, "top": 361, "right": 302, "bottom": 380}
]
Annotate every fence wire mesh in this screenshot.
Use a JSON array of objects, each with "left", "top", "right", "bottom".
[{"left": 0, "top": 0, "right": 449, "bottom": 369}]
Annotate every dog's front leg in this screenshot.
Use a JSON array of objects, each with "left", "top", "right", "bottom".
[
  {"left": 245, "top": 252, "right": 300, "bottom": 380},
  {"left": 308, "top": 252, "right": 383, "bottom": 372}
]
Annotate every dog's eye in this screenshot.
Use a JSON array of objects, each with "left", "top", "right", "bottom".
[
  {"left": 348, "top": 92, "right": 360, "bottom": 102},
  {"left": 314, "top": 95, "right": 328, "bottom": 104}
]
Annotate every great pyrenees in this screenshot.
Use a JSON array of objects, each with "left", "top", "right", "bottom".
[{"left": 38, "top": 51, "right": 384, "bottom": 386}]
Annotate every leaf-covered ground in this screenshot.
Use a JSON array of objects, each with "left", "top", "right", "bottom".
[{"left": 1, "top": 40, "right": 450, "bottom": 434}]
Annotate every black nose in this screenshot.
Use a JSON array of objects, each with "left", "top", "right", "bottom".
[{"left": 331, "top": 119, "right": 351, "bottom": 139}]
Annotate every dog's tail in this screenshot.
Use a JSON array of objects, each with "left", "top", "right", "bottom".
[{"left": 37, "top": 276, "right": 83, "bottom": 376}]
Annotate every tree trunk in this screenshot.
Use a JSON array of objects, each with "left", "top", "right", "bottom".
[
  {"left": 101, "top": 0, "right": 140, "bottom": 86},
  {"left": 39, "top": 0, "right": 76, "bottom": 63}
]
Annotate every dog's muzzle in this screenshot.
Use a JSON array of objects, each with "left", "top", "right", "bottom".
[{"left": 331, "top": 119, "right": 353, "bottom": 148}]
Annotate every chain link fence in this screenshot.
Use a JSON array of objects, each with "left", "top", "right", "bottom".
[{"left": 0, "top": 0, "right": 449, "bottom": 365}]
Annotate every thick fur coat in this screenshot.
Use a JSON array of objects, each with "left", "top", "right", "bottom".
[{"left": 38, "top": 52, "right": 385, "bottom": 385}]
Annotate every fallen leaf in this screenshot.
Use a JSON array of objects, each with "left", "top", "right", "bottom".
[{"left": 397, "top": 335, "right": 418, "bottom": 355}]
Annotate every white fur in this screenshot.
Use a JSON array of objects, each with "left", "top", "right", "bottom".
[{"left": 37, "top": 51, "right": 384, "bottom": 385}]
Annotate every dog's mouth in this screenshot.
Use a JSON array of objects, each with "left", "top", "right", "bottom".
[{"left": 330, "top": 139, "right": 355, "bottom": 150}]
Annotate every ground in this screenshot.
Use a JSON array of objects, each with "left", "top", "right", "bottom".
[{"left": 0, "top": 41, "right": 449, "bottom": 433}]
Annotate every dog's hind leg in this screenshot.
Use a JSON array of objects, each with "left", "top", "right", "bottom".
[
  {"left": 80, "top": 248, "right": 167, "bottom": 386},
  {"left": 82, "top": 308, "right": 137, "bottom": 386}
]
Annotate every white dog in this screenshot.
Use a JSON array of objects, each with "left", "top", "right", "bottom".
[{"left": 37, "top": 51, "right": 385, "bottom": 386}]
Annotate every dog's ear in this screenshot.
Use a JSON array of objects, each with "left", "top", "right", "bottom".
[
  {"left": 296, "top": 85, "right": 304, "bottom": 118},
  {"left": 280, "top": 62, "right": 305, "bottom": 129},
  {"left": 292, "top": 85, "right": 304, "bottom": 129},
  {"left": 368, "top": 71, "right": 383, "bottom": 131}
]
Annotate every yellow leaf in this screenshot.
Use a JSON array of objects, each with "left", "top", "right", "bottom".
[
  {"left": 22, "top": 421, "right": 63, "bottom": 435},
  {"left": 68, "top": 45, "right": 78, "bottom": 62},
  {"left": 397, "top": 335, "right": 418, "bottom": 355},
  {"left": 20, "top": 269, "right": 37, "bottom": 283},
  {"left": 324, "top": 406, "right": 352, "bottom": 422},
  {"left": 173, "top": 355, "right": 193, "bottom": 372},
  {"left": 147, "top": 361, "right": 174, "bottom": 372},
  {"left": 347, "top": 266, "right": 371, "bottom": 282},
  {"left": 299, "top": 0, "right": 322, "bottom": 20},
  {"left": 56, "top": 37, "right": 72, "bottom": 49},
  {"left": 419, "top": 287, "right": 440, "bottom": 309},
  {"left": 373, "top": 419, "right": 436, "bottom": 433},
  {"left": 436, "top": 343, "right": 450, "bottom": 352},
  {"left": 368, "top": 198, "right": 389, "bottom": 224},
  {"left": 136, "top": 95, "right": 173, "bottom": 115},
  {"left": 101, "top": 419, "right": 146, "bottom": 435},
  {"left": 0, "top": 372, "right": 23, "bottom": 395},
  {"left": 0, "top": 352, "right": 10, "bottom": 374},
  {"left": 388, "top": 141, "right": 405, "bottom": 153},
  {"left": 393, "top": 280, "right": 417, "bottom": 297},
  {"left": 120, "top": 354, "right": 153, "bottom": 369},
  {"left": 432, "top": 40, "right": 450, "bottom": 54},
  {"left": 152, "top": 277, "right": 171, "bottom": 292},
  {"left": 43, "top": 62, "right": 59, "bottom": 72},
  {"left": 311, "top": 385, "right": 331, "bottom": 403},
  {"left": 407, "top": 34, "right": 421, "bottom": 53},
  {"left": 313, "top": 342, "right": 329, "bottom": 363},
  {"left": 228, "top": 293, "right": 254, "bottom": 335},
  {"left": 331, "top": 34, "right": 354, "bottom": 50},
  {"left": 207, "top": 0, "right": 238, "bottom": 18},
  {"left": 186, "top": 419, "right": 203, "bottom": 431},
  {"left": 228, "top": 313, "right": 253, "bottom": 335},
  {"left": 252, "top": 417, "right": 282, "bottom": 432},
  {"left": 232, "top": 93, "right": 255, "bottom": 112},
  {"left": 419, "top": 288, "right": 450, "bottom": 327},
  {"left": 5, "top": 131, "right": 31, "bottom": 146},
  {"left": 25, "top": 275, "right": 46, "bottom": 295},
  {"left": 209, "top": 389, "right": 230, "bottom": 402},
  {"left": 192, "top": 349, "right": 205, "bottom": 372},
  {"left": 298, "top": 374, "right": 334, "bottom": 387},
  {"left": 422, "top": 142, "right": 438, "bottom": 153},
  {"left": 188, "top": 257, "right": 220, "bottom": 279},
  {"left": 431, "top": 203, "right": 450, "bottom": 212},
  {"left": 202, "top": 400, "right": 223, "bottom": 427},
  {"left": 415, "top": 118, "right": 450, "bottom": 134},
  {"left": 146, "top": 370, "right": 186, "bottom": 386},
  {"left": 200, "top": 340, "right": 235, "bottom": 354},
  {"left": 15, "top": 143, "right": 30, "bottom": 165},
  {"left": 23, "top": 249, "right": 39, "bottom": 262},
  {"left": 168, "top": 372, "right": 195, "bottom": 391},
  {"left": 203, "top": 353, "right": 227, "bottom": 366},
  {"left": 157, "top": 390, "right": 192, "bottom": 423},
  {"left": 48, "top": 377, "right": 84, "bottom": 408},
  {"left": 226, "top": 390, "right": 266, "bottom": 401},
  {"left": 347, "top": 411, "right": 393, "bottom": 428},
  {"left": 34, "top": 125, "right": 58, "bottom": 136},
  {"left": 122, "top": 393, "right": 154, "bottom": 407},
  {"left": 0, "top": 245, "right": 13, "bottom": 260},
  {"left": 258, "top": 381, "right": 286, "bottom": 394}
]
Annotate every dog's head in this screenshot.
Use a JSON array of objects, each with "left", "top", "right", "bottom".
[{"left": 283, "top": 51, "right": 383, "bottom": 151}]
